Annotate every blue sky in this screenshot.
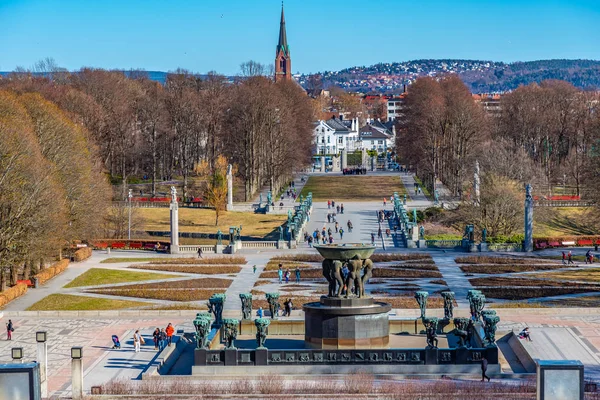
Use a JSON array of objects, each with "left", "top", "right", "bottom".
[{"left": 1, "top": 0, "right": 599, "bottom": 75}]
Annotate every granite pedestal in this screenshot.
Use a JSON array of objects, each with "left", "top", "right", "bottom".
[{"left": 303, "top": 297, "right": 391, "bottom": 349}]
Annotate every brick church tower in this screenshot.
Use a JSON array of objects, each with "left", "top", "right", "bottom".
[{"left": 274, "top": 4, "right": 292, "bottom": 82}]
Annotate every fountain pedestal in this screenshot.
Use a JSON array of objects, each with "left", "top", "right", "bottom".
[{"left": 303, "top": 296, "right": 391, "bottom": 349}]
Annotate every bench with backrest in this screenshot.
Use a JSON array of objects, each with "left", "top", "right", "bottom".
[
  {"left": 561, "top": 240, "right": 576, "bottom": 246},
  {"left": 548, "top": 241, "right": 561, "bottom": 247},
  {"left": 577, "top": 239, "right": 593, "bottom": 246},
  {"left": 110, "top": 242, "right": 126, "bottom": 249},
  {"left": 535, "top": 242, "right": 548, "bottom": 250},
  {"left": 129, "top": 242, "right": 143, "bottom": 249}
]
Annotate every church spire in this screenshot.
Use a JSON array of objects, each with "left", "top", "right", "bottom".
[
  {"left": 277, "top": 3, "right": 289, "bottom": 56},
  {"left": 274, "top": 2, "right": 292, "bottom": 82}
]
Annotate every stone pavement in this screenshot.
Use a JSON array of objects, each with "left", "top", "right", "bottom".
[
  {"left": 431, "top": 254, "right": 474, "bottom": 307},
  {"left": 0, "top": 316, "right": 188, "bottom": 396}
]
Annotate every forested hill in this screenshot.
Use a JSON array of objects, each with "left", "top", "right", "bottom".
[{"left": 298, "top": 59, "right": 600, "bottom": 93}]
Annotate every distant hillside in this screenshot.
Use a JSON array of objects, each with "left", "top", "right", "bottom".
[{"left": 298, "top": 59, "right": 600, "bottom": 93}]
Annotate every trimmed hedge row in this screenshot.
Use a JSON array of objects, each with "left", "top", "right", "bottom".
[
  {"left": 0, "top": 283, "right": 28, "bottom": 308},
  {"left": 73, "top": 247, "right": 92, "bottom": 262},
  {"left": 34, "top": 259, "right": 70, "bottom": 285}
]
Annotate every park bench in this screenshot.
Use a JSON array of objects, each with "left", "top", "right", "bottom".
[
  {"left": 535, "top": 242, "right": 548, "bottom": 250},
  {"left": 93, "top": 242, "right": 108, "bottom": 249},
  {"left": 129, "top": 242, "right": 143, "bottom": 249},
  {"left": 110, "top": 242, "right": 126, "bottom": 249},
  {"left": 16, "top": 279, "right": 34, "bottom": 288},
  {"left": 577, "top": 239, "right": 593, "bottom": 246},
  {"left": 548, "top": 241, "right": 561, "bottom": 247},
  {"left": 561, "top": 240, "right": 576, "bottom": 246}
]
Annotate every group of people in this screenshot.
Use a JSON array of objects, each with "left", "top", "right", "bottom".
[
  {"left": 256, "top": 298, "right": 295, "bottom": 318},
  {"left": 278, "top": 264, "right": 301, "bottom": 284},
  {"left": 132, "top": 323, "right": 175, "bottom": 353},
  {"left": 562, "top": 250, "right": 596, "bottom": 264},
  {"left": 342, "top": 167, "right": 367, "bottom": 175}
]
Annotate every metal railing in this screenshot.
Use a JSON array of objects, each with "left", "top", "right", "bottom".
[
  {"left": 425, "top": 240, "right": 462, "bottom": 248},
  {"left": 534, "top": 200, "right": 594, "bottom": 207},
  {"left": 241, "top": 241, "right": 278, "bottom": 249},
  {"left": 178, "top": 245, "right": 216, "bottom": 253}
]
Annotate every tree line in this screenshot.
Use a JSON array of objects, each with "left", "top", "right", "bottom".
[
  {"left": 398, "top": 76, "right": 600, "bottom": 237},
  {"left": 0, "top": 90, "right": 110, "bottom": 289},
  {"left": 0, "top": 64, "right": 314, "bottom": 202}
]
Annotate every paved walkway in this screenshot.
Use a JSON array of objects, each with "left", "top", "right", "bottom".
[
  {"left": 253, "top": 175, "right": 308, "bottom": 206},
  {"left": 223, "top": 256, "right": 266, "bottom": 312},
  {"left": 431, "top": 254, "right": 474, "bottom": 307}
]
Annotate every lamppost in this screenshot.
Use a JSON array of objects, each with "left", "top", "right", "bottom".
[{"left": 128, "top": 189, "right": 133, "bottom": 240}]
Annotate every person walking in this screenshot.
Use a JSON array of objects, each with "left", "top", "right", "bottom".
[
  {"left": 165, "top": 323, "right": 175, "bottom": 346},
  {"left": 278, "top": 265, "right": 283, "bottom": 284},
  {"left": 568, "top": 251, "right": 574, "bottom": 265},
  {"left": 295, "top": 267, "right": 301, "bottom": 283},
  {"left": 285, "top": 269, "right": 290, "bottom": 284},
  {"left": 347, "top": 220, "right": 353, "bottom": 232},
  {"left": 336, "top": 205, "right": 340, "bottom": 214},
  {"left": 197, "top": 247, "right": 203, "bottom": 259},
  {"left": 159, "top": 328, "right": 167, "bottom": 351},
  {"left": 6, "top": 319, "right": 13, "bottom": 341},
  {"left": 335, "top": 222, "right": 339, "bottom": 233},
  {"left": 327, "top": 200, "right": 331, "bottom": 209},
  {"left": 253, "top": 265, "right": 257, "bottom": 274},
  {"left": 562, "top": 251, "right": 567, "bottom": 265},
  {"left": 339, "top": 228, "right": 344, "bottom": 240},
  {"left": 153, "top": 328, "right": 160, "bottom": 350},
  {"left": 308, "top": 236, "right": 313, "bottom": 247},
  {"left": 481, "top": 357, "right": 490, "bottom": 382},
  {"left": 328, "top": 234, "right": 334, "bottom": 244},
  {"left": 331, "top": 200, "right": 335, "bottom": 208},
  {"left": 257, "top": 307, "right": 264, "bottom": 318},
  {"left": 340, "top": 204, "right": 344, "bottom": 214},
  {"left": 371, "top": 232, "right": 375, "bottom": 245},
  {"left": 383, "top": 198, "right": 387, "bottom": 208},
  {"left": 378, "top": 227, "right": 382, "bottom": 238},
  {"left": 133, "top": 330, "right": 142, "bottom": 353}
]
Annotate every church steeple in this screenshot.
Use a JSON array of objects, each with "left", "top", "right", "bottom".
[
  {"left": 274, "top": 2, "right": 292, "bottom": 82},
  {"left": 277, "top": 5, "right": 289, "bottom": 56}
]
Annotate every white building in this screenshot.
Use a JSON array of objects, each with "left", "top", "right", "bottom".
[
  {"left": 387, "top": 95, "right": 406, "bottom": 122},
  {"left": 358, "top": 120, "right": 395, "bottom": 154},
  {"left": 313, "top": 117, "right": 360, "bottom": 155}
]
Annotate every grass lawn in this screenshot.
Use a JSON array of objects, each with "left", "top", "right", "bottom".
[
  {"left": 299, "top": 175, "right": 406, "bottom": 201},
  {"left": 533, "top": 207, "right": 594, "bottom": 237},
  {"left": 27, "top": 294, "right": 147, "bottom": 311},
  {"left": 64, "top": 268, "right": 181, "bottom": 288},
  {"left": 138, "top": 208, "right": 285, "bottom": 238},
  {"left": 538, "top": 268, "right": 600, "bottom": 283}
]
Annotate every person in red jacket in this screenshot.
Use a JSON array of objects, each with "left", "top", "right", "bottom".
[{"left": 165, "top": 323, "right": 175, "bottom": 346}]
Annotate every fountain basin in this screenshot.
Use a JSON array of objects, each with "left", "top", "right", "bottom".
[{"left": 303, "top": 296, "right": 391, "bottom": 349}]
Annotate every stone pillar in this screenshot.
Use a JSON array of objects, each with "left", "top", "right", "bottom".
[
  {"left": 320, "top": 156, "right": 325, "bottom": 172},
  {"left": 170, "top": 186, "right": 179, "bottom": 254},
  {"left": 474, "top": 160, "right": 481, "bottom": 206},
  {"left": 371, "top": 156, "right": 376, "bottom": 171},
  {"left": 341, "top": 148, "right": 347, "bottom": 170},
  {"left": 226, "top": 164, "right": 233, "bottom": 211},
  {"left": 524, "top": 183, "right": 534, "bottom": 252},
  {"left": 361, "top": 148, "right": 367, "bottom": 167},
  {"left": 71, "top": 358, "right": 83, "bottom": 400},
  {"left": 37, "top": 341, "right": 48, "bottom": 398}
]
